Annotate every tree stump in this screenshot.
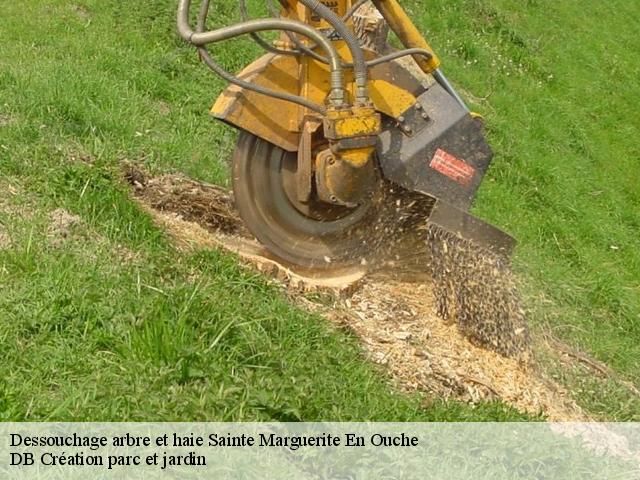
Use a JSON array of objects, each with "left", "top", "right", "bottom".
[{"left": 352, "top": 1, "right": 389, "bottom": 54}]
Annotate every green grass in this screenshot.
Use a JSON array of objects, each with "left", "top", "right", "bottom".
[
  {"left": 0, "top": 0, "right": 528, "bottom": 421},
  {"left": 406, "top": 0, "right": 640, "bottom": 418},
  {"left": 0, "top": 0, "right": 638, "bottom": 420},
  {"left": 0, "top": 157, "right": 524, "bottom": 422}
]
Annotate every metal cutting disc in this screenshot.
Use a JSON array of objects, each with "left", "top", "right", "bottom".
[{"left": 232, "top": 131, "right": 382, "bottom": 268}]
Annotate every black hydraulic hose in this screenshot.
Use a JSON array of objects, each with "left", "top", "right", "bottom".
[
  {"left": 432, "top": 69, "right": 468, "bottom": 111},
  {"left": 197, "top": 47, "right": 326, "bottom": 113},
  {"left": 322, "top": 47, "right": 434, "bottom": 69},
  {"left": 296, "top": 0, "right": 369, "bottom": 103},
  {"left": 237, "top": 0, "right": 299, "bottom": 57},
  {"left": 247, "top": 0, "right": 432, "bottom": 72},
  {"left": 196, "top": 0, "right": 210, "bottom": 31},
  {"left": 364, "top": 48, "right": 433, "bottom": 67},
  {"left": 260, "top": 0, "right": 365, "bottom": 65},
  {"left": 183, "top": 0, "right": 426, "bottom": 110},
  {"left": 179, "top": 0, "right": 341, "bottom": 73},
  {"left": 192, "top": 0, "right": 327, "bottom": 113},
  {"left": 264, "top": 0, "right": 329, "bottom": 63},
  {"left": 267, "top": 0, "right": 377, "bottom": 67},
  {"left": 178, "top": 0, "right": 345, "bottom": 108}
]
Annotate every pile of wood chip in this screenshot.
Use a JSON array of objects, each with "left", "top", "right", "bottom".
[
  {"left": 126, "top": 168, "right": 586, "bottom": 420},
  {"left": 328, "top": 276, "right": 583, "bottom": 420}
]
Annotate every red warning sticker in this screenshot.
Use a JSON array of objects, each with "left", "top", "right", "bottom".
[{"left": 429, "top": 149, "right": 476, "bottom": 186}]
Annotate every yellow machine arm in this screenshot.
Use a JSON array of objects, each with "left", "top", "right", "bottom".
[{"left": 176, "top": 0, "right": 515, "bottom": 269}]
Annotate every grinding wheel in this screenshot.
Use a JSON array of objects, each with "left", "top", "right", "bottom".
[{"left": 232, "top": 131, "right": 382, "bottom": 268}]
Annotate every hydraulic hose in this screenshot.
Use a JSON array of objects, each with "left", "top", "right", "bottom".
[
  {"left": 196, "top": 0, "right": 210, "bottom": 31},
  {"left": 432, "top": 69, "right": 468, "bottom": 111},
  {"left": 194, "top": 0, "right": 325, "bottom": 113},
  {"left": 343, "top": 0, "right": 368, "bottom": 22},
  {"left": 250, "top": 0, "right": 432, "bottom": 73},
  {"left": 177, "top": 0, "right": 346, "bottom": 108},
  {"left": 237, "top": 0, "right": 299, "bottom": 57},
  {"left": 364, "top": 48, "right": 432, "bottom": 67},
  {"left": 259, "top": 0, "right": 369, "bottom": 67},
  {"left": 264, "top": 0, "right": 330, "bottom": 63},
  {"left": 257, "top": 0, "right": 371, "bottom": 94},
  {"left": 295, "top": 0, "right": 370, "bottom": 103},
  {"left": 197, "top": 49, "right": 326, "bottom": 113}
]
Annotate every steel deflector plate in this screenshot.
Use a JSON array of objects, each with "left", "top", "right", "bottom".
[
  {"left": 377, "top": 83, "right": 493, "bottom": 212},
  {"left": 429, "top": 200, "right": 516, "bottom": 256}
]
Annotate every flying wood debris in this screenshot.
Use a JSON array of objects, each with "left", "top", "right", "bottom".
[
  {"left": 425, "top": 225, "right": 530, "bottom": 357},
  {"left": 376, "top": 190, "right": 530, "bottom": 358},
  {"left": 127, "top": 171, "right": 583, "bottom": 419}
]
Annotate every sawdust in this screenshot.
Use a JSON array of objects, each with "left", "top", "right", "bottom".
[
  {"left": 128, "top": 167, "right": 367, "bottom": 295},
  {"left": 327, "top": 277, "right": 582, "bottom": 420},
  {"left": 360, "top": 189, "right": 530, "bottom": 358},
  {"left": 125, "top": 168, "right": 587, "bottom": 420},
  {"left": 47, "top": 208, "right": 83, "bottom": 246},
  {"left": 425, "top": 226, "right": 530, "bottom": 357}
]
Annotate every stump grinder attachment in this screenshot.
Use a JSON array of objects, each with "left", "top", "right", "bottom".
[{"left": 177, "top": 0, "right": 529, "bottom": 356}]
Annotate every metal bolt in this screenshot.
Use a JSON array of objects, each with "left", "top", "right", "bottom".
[
  {"left": 421, "top": 112, "right": 429, "bottom": 120},
  {"left": 415, "top": 103, "right": 422, "bottom": 110},
  {"left": 328, "top": 156, "right": 335, "bottom": 165},
  {"left": 330, "top": 195, "right": 338, "bottom": 203},
  {"left": 403, "top": 125, "right": 413, "bottom": 134},
  {"left": 397, "top": 116, "right": 405, "bottom": 123}
]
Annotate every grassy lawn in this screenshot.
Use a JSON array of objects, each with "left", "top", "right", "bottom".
[
  {"left": 412, "top": 0, "right": 640, "bottom": 418},
  {"left": 0, "top": 0, "right": 638, "bottom": 420}
]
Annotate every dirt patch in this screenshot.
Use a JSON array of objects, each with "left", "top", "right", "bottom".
[
  {"left": 126, "top": 167, "right": 241, "bottom": 235},
  {"left": 126, "top": 168, "right": 586, "bottom": 420},
  {"left": 71, "top": 4, "right": 90, "bottom": 21},
  {"left": 45, "top": 207, "right": 138, "bottom": 264},
  {"left": 0, "top": 181, "right": 33, "bottom": 221},
  {"left": 0, "top": 114, "right": 16, "bottom": 127},
  {"left": 0, "top": 227, "right": 11, "bottom": 250},
  {"left": 47, "top": 208, "right": 83, "bottom": 246},
  {"left": 156, "top": 101, "right": 171, "bottom": 117}
]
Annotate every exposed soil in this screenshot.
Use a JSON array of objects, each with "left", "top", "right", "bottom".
[
  {"left": 0, "top": 114, "right": 16, "bottom": 127},
  {"left": 0, "top": 227, "right": 11, "bottom": 250},
  {"left": 125, "top": 167, "right": 242, "bottom": 236},
  {"left": 47, "top": 208, "right": 83, "bottom": 243},
  {"left": 126, "top": 167, "right": 587, "bottom": 420},
  {"left": 43, "top": 206, "right": 138, "bottom": 264},
  {"left": 70, "top": 4, "right": 90, "bottom": 21}
]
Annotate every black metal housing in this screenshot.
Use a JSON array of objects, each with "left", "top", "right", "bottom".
[{"left": 377, "top": 83, "right": 493, "bottom": 211}]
